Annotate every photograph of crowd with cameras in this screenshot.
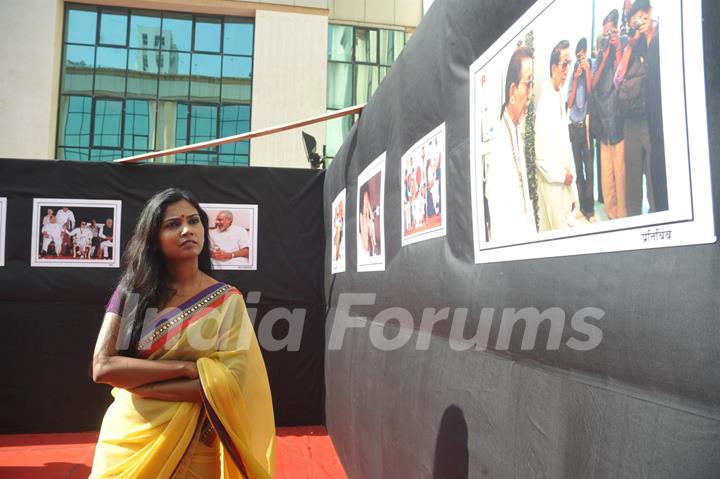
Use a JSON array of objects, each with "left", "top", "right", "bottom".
[{"left": 472, "top": 0, "right": 669, "bottom": 248}]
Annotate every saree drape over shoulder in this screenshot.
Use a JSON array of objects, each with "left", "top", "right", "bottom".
[{"left": 90, "top": 283, "right": 275, "bottom": 479}]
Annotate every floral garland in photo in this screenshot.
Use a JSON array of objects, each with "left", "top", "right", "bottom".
[{"left": 523, "top": 30, "right": 540, "bottom": 229}]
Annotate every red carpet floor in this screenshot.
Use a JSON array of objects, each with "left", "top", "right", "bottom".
[{"left": 0, "top": 426, "right": 346, "bottom": 479}]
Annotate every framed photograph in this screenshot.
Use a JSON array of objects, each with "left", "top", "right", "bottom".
[
  {"left": 401, "top": 123, "right": 447, "bottom": 246},
  {"left": 201, "top": 203, "right": 258, "bottom": 271},
  {"left": 331, "top": 189, "right": 346, "bottom": 274},
  {"left": 0, "top": 197, "right": 6, "bottom": 267},
  {"left": 469, "top": 0, "right": 715, "bottom": 263},
  {"left": 357, "top": 153, "right": 386, "bottom": 272},
  {"left": 31, "top": 198, "right": 121, "bottom": 268}
]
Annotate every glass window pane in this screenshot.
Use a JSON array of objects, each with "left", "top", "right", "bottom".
[
  {"left": 379, "top": 29, "right": 405, "bottom": 66},
  {"left": 159, "top": 52, "right": 190, "bottom": 100},
  {"left": 162, "top": 13, "right": 192, "bottom": 51},
  {"left": 190, "top": 54, "right": 221, "bottom": 101},
  {"left": 58, "top": 96, "right": 92, "bottom": 147},
  {"left": 93, "top": 99, "right": 123, "bottom": 147},
  {"left": 122, "top": 149, "right": 149, "bottom": 159},
  {"left": 221, "top": 56, "right": 252, "bottom": 102},
  {"left": 379, "top": 66, "right": 389, "bottom": 84},
  {"left": 90, "top": 149, "right": 123, "bottom": 161},
  {"left": 155, "top": 101, "right": 186, "bottom": 150},
  {"left": 62, "top": 45, "right": 95, "bottom": 95},
  {"left": 124, "top": 99, "right": 155, "bottom": 150},
  {"left": 95, "top": 47, "right": 127, "bottom": 95},
  {"left": 190, "top": 104, "right": 218, "bottom": 148},
  {"left": 219, "top": 105, "right": 250, "bottom": 154},
  {"left": 129, "top": 12, "right": 161, "bottom": 48},
  {"left": 195, "top": 17, "right": 221, "bottom": 53},
  {"left": 328, "top": 25, "right": 353, "bottom": 62},
  {"left": 219, "top": 153, "right": 248, "bottom": 166},
  {"left": 127, "top": 49, "right": 158, "bottom": 97},
  {"left": 65, "top": 7, "right": 97, "bottom": 45},
  {"left": 57, "top": 147, "right": 91, "bottom": 161},
  {"left": 222, "top": 55, "right": 252, "bottom": 78},
  {"left": 99, "top": 10, "right": 128, "bottom": 46},
  {"left": 354, "top": 28, "right": 377, "bottom": 63},
  {"left": 185, "top": 152, "right": 217, "bottom": 165},
  {"left": 224, "top": 21, "right": 253, "bottom": 55},
  {"left": 175, "top": 102, "right": 189, "bottom": 147},
  {"left": 355, "top": 64, "right": 380, "bottom": 104},
  {"left": 59, "top": 9, "right": 255, "bottom": 165},
  {"left": 393, "top": 31, "right": 406, "bottom": 61},
  {"left": 325, "top": 115, "right": 353, "bottom": 158},
  {"left": 327, "top": 63, "right": 352, "bottom": 109}
]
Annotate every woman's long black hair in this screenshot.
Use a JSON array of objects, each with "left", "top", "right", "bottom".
[{"left": 117, "top": 188, "right": 213, "bottom": 356}]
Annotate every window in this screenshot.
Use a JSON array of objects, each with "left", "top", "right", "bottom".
[
  {"left": 326, "top": 25, "right": 406, "bottom": 161},
  {"left": 57, "top": 4, "right": 254, "bottom": 165}
]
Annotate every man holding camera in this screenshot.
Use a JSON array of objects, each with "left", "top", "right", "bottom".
[
  {"left": 591, "top": 9, "right": 626, "bottom": 220},
  {"left": 567, "top": 38, "right": 595, "bottom": 223},
  {"left": 615, "top": 0, "right": 666, "bottom": 214}
]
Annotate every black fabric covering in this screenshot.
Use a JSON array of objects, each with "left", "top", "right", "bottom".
[
  {"left": 0, "top": 158, "right": 325, "bottom": 433},
  {"left": 324, "top": 0, "right": 720, "bottom": 477}
]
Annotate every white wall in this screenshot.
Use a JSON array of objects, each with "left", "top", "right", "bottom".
[
  {"left": 423, "top": 0, "right": 434, "bottom": 15},
  {"left": 330, "top": 0, "right": 421, "bottom": 28},
  {"left": 250, "top": 9, "right": 328, "bottom": 168},
  {"left": 0, "top": 0, "right": 64, "bottom": 159},
  {"left": 255, "top": 0, "right": 329, "bottom": 8}
]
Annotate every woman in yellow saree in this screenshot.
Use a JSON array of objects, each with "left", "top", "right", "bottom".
[{"left": 91, "top": 188, "right": 275, "bottom": 479}]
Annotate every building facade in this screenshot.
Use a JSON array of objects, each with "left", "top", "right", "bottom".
[{"left": 0, "top": 0, "right": 421, "bottom": 168}]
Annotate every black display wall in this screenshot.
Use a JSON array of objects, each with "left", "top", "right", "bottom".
[
  {"left": 0, "top": 158, "right": 325, "bottom": 433},
  {"left": 324, "top": 0, "right": 720, "bottom": 477}
]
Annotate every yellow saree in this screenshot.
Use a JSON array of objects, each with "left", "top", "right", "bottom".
[{"left": 90, "top": 283, "right": 275, "bottom": 479}]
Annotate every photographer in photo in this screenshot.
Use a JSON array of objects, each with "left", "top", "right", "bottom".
[
  {"left": 567, "top": 37, "right": 595, "bottom": 223},
  {"left": 615, "top": 0, "right": 667, "bottom": 215},
  {"left": 591, "top": 9, "right": 627, "bottom": 220}
]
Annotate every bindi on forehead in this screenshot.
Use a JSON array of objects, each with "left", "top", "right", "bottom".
[{"left": 163, "top": 212, "right": 200, "bottom": 221}]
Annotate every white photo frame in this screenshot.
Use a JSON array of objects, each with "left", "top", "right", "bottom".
[
  {"left": 0, "top": 197, "right": 6, "bottom": 267},
  {"left": 331, "top": 189, "right": 347, "bottom": 274},
  {"left": 469, "top": 0, "right": 715, "bottom": 263},
  {"left": 357, "top": 153, "right": 387, "bottom": 272},
  {"left": 201, "top": 203, "right": 258, "bottom": 271},
  {"left": 31, "top": 198, "right": 122, "bottom": 268},
  {"left": 401, "top": 123, "right": 447, "bottom": 246}
]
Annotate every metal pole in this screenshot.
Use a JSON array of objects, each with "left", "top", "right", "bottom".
[{"left": 114, "top": 104, "right": 366, "bottom": 164}]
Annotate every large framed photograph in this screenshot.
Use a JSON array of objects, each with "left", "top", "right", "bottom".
[
  {"left": 201, "top": 203, "right": 258, "bottom": 271},
  {"left": 31, "top": 198, "right": 121, "bottom": 268},
  {"left": 0, "top": 197, "right": 6, "bottom": 267},
  {"left": 331, "top": 189, "right": 346, "bottom": 274},
  {"left": 470, "top": 0, "right": 715, "bottom": 262},
  {"left": 357, "top": 153, "right": 386, "bottom": 272},
  {"left": 401, "top": 123, "right": 447, "bottom": 246}
]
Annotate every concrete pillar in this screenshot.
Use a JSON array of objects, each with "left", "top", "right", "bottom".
[
  {"left": 251, "top": 9, "right": 328, "bottom": 168},
  {"left": 0, "top": 0, "right": 64, "bottom": 159}
]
